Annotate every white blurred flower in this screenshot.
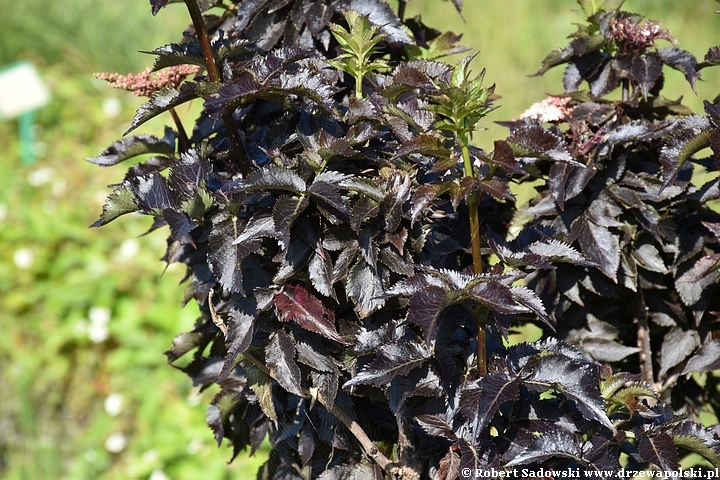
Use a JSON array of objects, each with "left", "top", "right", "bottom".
[
  {"left": 118, "top": 239, "right": 140, "bottom": 260},
  {"left": 89, "top": 306, "right": 111, "bottom": 325},
  {"left": 87, "top": 308, "right": 111, "bottom": 343},
  {"left": 0, "top": 204, "right": 7, "bottom": 222},
  {"left": 27, "top": 167, "right": 54, "bottom": 187},
  {"left": 518, "top": 96, "right": 574, "bottom": 123},
  {"left": 102, "top": 97, "right": 122, "bottom": 118},
  {"left": 104, "top": 393, "right": 123, "bottom": 416},
  {"left": 88, "top": 322, "right": 109, "bottom": 343},
  {"left": 13, "top": 248, "right": 34, "bottom": 269},
  {"left": 149, "top": 468, "right": 170, "bottom": 480},
  {"left": 105, "top": 432, "right": 127, "bottom": 453}
]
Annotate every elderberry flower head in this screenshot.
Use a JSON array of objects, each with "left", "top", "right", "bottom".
[
  {"left": 519, "top": 96, "right": 575, "bottom": 123},
  {"left": 94, "top": 64, "right": 201, "bottom": 97},
  {"left": 607, "top": 16, "right": 674, "bottom": 54}
]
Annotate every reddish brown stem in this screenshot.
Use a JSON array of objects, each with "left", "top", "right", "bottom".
[
  {"left": 169, "top": 108, "right": 190, "bottom": 153},
  {"left": 183, "top": 0, "right": 221, "bottom": 83},
  {"left": 182, "top": 0, "right": 251, "bottom": 176},
  {"left": 241, "top": 351, "right": 396, "bottom": 472},
  {"left": 636, "top": 298, "right": 654, "bottom": 386},
  {"left": 460, "top": 136, "right": 487, "bottom": 376}
]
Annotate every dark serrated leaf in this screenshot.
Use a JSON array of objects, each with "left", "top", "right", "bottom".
[
  {"left": 346, "top": 258, "right": 385, "bottom": 318},
  {"left": 681, "top": 340, "right": 720, "bottom": 375},
  {"left": 296, "top": 340, "right": 338, "bottom": 374},
  {"left": 310, "top": 371, "right": 338, "bottom": 409},
  {"left": 505, "top": 430, "right": 584, "bottom": 467},
  {"left": 407, "top": 286, "right": 447, "bottom": 346},
  {"left": 338, "top": 0, "right": 412, "bottom": 44},
  {"left": 275, "top": 284, "right": 346, "bottom": 343},
  {"left": 410, "top": 183, "right": 448, "bottom": 225},
  {"left": 579, "top": 220, "right": 620, "bottom": 282},
  {"left": 265, "top": 330, "right": 304, "bottom": 396},
  {"left": 273, "top": 195, "right": 309, "bottom": 248},
  {"left": 309, "top": 181, "right": 351, "bottom": 221},
  {"left": 658, "top": 47, "right": 700, "bottom": 91},
  {"left": 381, "top": 174, "right": 412, "bottom": 232},
  {"left": 590, "top": 59, "right": 620, "bottom": 97},
  {"left": 162, "top": 209, "right": 196, "bottom": 245},
  {"left": 244, "top": 164, "right": 307, "bottom": 193},
  {"left": 665, "top": 422, "right": 720, "bottom": 467},
  {"left": 378, "top": 247, "right": 413, "bottom": 276},
  {"left": 298, "top": 423, "right": 314, "bottom": 466},
  {"left": 534, "top": 44, "right": 575, "bottom": 77},
  {"left": 660, "top": 115, "right": 715, "bottom": 189},
  {"left": 87, "top": 130, "right": 175, "bottom": 166},
  {"left": 317, "top": 461, "right": 383, "bottom": 480},
  {"left": 462, "top": 372, "right": 521, "bottom": 437},
  {"left": 582, "top": 339, "right": 640, "bottom": 363},
  {"left": 511, "top": 286, "right": 552, "bottom": 328},
  {"left": 527, "top": 239, "right": 598, "bottom": 268},
  {"left": 206, "top": 61, "right": 336, "bottom": 113},
  {"left": 698, "top": 46, "right": 720, "bottom": 70},
  {"left": 169, "top": 150, "right": 208, "bottom": 201},
  {"left": 344, "top": 340, "right": 429, "bottom": 387},
  {"left": 639, "top": 431, "right": 679, "bottom": 470},
  {"left": 184, "top": 356, "right": 222, "bottom": 387},
  {"left": 220, "top": 294, "right": 257, "bottom": 379},
  {"left": 438, "top": 448, "right": 462, "bottom": 480},
  {"left": 130, "top": 172, "right": 177, "bottom": 214},
  {"left": 242, "top": 358, "right": 277, "bottom": 425},
  {"left": 491, "top": 140, "right": 526, "bottom": 175},
  {"left": 506, "top": 123, "right": 579, "bottom": 165},
  {"left": 90, "top": 183, "right": 139, "bottom": 227},
  {"left": 415, "top": 414, "right": 457, "bottom": 441},
  {"left": 631, "top": 53, "right": 662, "bottom": 99},
  {"left": 394, "top": 133, "right": 451, "bottom": 160},
  {"left": 525, "top": 354, "right": 614, "bottom": 432},
  {"left": 469, "top": 280, "right": 528, "bottom": 316},
  {"left": 165, "top": 330, "right": 210, "bottom": 363},
  {"left": 458, "top": 438, "right": 497, "bottom": 472},
  {"left": 309, "top": 247, "right": 337, "bottom": 301},
  {"left": 208, "top": 214, "right": 249, "bottom": 294},
  {"left": 207, "top": 387, "right": 246, "bottom": 447},
  {"left": 126, "top": 84, "right": 201, "bottom": 135},
  {"left": 632, "top": 243, "right": 667, "bottom": 274},
  {"left": 676, "top": 257, "right": 720, "bottom": 325},
  {"left": 659, "top": 327, "right": 700, "bottom": 376},
  {"left": 150, "top": 0, "right": 171, "bottom": 15},
  {"left": 146, "top": 40, "right": 206, "bottom": 71}
]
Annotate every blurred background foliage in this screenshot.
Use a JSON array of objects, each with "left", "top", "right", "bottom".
[{"left": 0, "top": 1, "right": 716, "bottom": 479}]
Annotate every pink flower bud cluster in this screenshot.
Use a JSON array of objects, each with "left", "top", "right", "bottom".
[
  {"left": 519, "top": 96, "right": 575, "bottom": 123},
  {"left": 94, "top": 64, "right": 202, "bottom": 97},
  {"left": 608, "top": 17, "right": 674, "bottom": 54}
]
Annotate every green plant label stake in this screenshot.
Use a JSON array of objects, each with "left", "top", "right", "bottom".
[{"left": 0, "top": 61, "right": 50, "bottom": 165}]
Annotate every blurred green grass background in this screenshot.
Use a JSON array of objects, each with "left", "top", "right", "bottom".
[{"left": 0, "top": 1, "right": 717, "bottom": 479}]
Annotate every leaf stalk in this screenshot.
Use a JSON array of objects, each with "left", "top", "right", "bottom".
[
  {"left": 459, "top": 134, "right": 487, "bottom": 376},
  {"left": 182, "top": 0, "right": 251, "bottom": 176},
  {"left": 241, "top": 351, "right": 397, "bottom": 472}
]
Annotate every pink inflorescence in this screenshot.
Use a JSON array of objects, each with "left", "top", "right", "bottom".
[
  {"left": 607, "top": 16, "right": 674, "bottom": 54},
  {"left": 94, "top": 64, "right": 202, "bottom": 97},
  {"left": 519, "top": 96, "right": 575, "bottom": 123}
]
